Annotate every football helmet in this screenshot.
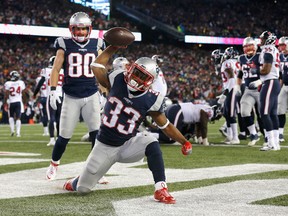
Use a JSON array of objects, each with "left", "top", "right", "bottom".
[
  {"left": 210, "top": 104, "right": 222, "bottom": 122},
  {"left": 125, "top": 57, "right": 159, "bottom": 92},
  {"left": 278, "top": 36, "right": 288, "bottom": 53},
  {"left": 211, "top": 49, "right": 223, "bottom": 65},
  {"left": 221, "top": 47, "right": 236, "bottom": 63},
  {"left": 151, "top": 55, "right": 164, "bottom": 64},
  {"left": 243, "top": 37, "right": 257, "bottom": 55},
  {"left": 259, "top": 31, "right": 277, "bottom": 46},
  {"left": 112, "top": 57, "right": 130, "bottom": 70},
  {"left": 69, "top": 12, "right": 92, "bottom": 42},
  {"left": 49, "top": 56, "right": 56, "bottom": 67},
  {"left": 10, "top": 70, "right": 20, "bottom": 81}
]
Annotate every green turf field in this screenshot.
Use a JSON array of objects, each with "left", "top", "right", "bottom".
[{"left": 0, "top": 119, "right": 287, "bottom": 216}]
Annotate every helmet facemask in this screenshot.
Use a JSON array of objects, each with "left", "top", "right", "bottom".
[{"left": 125, "top": 63, "right": 154, "bottom": 92}]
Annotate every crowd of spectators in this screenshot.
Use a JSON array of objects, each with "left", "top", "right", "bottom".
[
  {"left": 120, "top": 0, "right": 288, "bottom": 38},
  {"left": 1, "top": 0, "right": 286, "bottom": 123},
  {"left": 0, "top": 35, "right": 222, "bottom": 106},
  {"left": 0, "top": 0, "right": 138, "bottom": 31}
]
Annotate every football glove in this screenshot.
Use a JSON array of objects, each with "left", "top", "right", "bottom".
[
  {"left": 217, "top": 94, "right": 226, "bottom": 105},
  {"left": 49, "top": 90, "right": 61, "bottom": 110},
  {"left": 181, "top": 141, "right": 192, "bottom": 155},
  {"left": 249, "top": 80, "right": 262, "bottom": 89}
]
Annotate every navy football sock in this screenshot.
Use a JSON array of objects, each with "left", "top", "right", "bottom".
[
  {"left": 52, "top": 136, "right": 70, "bottom": 161},
  {"left": 145, "top": 141, "right": 166, "bottom": 183}
]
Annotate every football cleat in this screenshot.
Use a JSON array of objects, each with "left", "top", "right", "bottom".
[
  {"left": 224, "top": 137, "right": 232, "bottom": 144},
  {"left": 63, "top": 176, "right": 79, "bottom": 191},
  {"left": 260, "top": 145, "right": 278, "bottom": 151},
  {"left": 238, "top": 134, "right": 247, "bottom": 140},
  {"left": 230, "top": 138, "right": 240, "bottom": 145},
  {"left": 219, "top": 127, "right": 227, "bottom": 137},
  {"left": 11, "top": 132, "right": 14, "bottom": 137},
  {"left": 46, "top": 162, "right": 59, "bottom": 180},
  {"left": 279, "top": 134, "right": 285, "bottom": 142},
  {"left": 47, "top": 139, "right": 55, "bottom": 146},
  {"left": 154, "top": 188, "right": 176, "bottom": 204},
  {"left": 248, "top": 134, "right": 260, "bottom": 146},
  {"left": 43, "top": 132, "right": 49, "bottom": 136},
  {"left": 16, "top": 134, "right": 21, "bottom": 137}
]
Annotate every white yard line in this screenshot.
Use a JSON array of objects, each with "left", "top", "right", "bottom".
[
  {"left": 0, "top": 162, "right": 288, "bottom": 200},
  {"left": 113, "top": 179, "right": 288, "bottom": 216}
]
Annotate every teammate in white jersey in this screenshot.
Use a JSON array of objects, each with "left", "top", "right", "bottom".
[
  {"left": 34, "top": 75, "right": 49, "bottom": 136},
  {"left": 258, "top": 31, "right": 281, "bottom": 151},
  {"left": 4, "top": 71, "right": 26, "bottom": 137},
  {"left": 34, "top": 56, "right": 64, "bottom": 146},
  {"left": 147, "top": 102, "right": 219, "bottom": 146},
  {"left": 151, "top": 55, "right": 168, "bottom": 97},
  {"left": 277, "top": 36, "right": 288, "bottom": 143},
  {"left": 217, "top": 47, "right": 240, "bottom": 144}
]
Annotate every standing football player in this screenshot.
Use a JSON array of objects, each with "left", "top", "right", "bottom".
[
  {"left": 258, "top": 31, "right": 281, "bottom": 151},
  {"left": 63, "top": 44, "right": 192, "bottom": 204},
  {"left": 46, "top": 12, "right": 105, "bottom": 180},
  {"left": 34, "top": 56, "right": 64, "bottom": 146},
  {"left": 34, "top": 74, "right": 49, "bottom": 136},
  {"left": 237, "top": 37, "right": 263, "bottom": 146},
  {"left": 211, "top": 49, "right": 228, "bottom": 138},
  {"left": 4, "top": 71, "right": 26, "bottom": 137},
  {"left": 277, "top": 36, "right": 288, "bottom": 143},
  {"left": 217, "top": 47, "right": 240, "bottom": 144}
]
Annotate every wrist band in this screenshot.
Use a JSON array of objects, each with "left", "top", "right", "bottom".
[
  {"left": 90, "top": 62, "right": 106, "bottom": 69},
  {"left": 157, "top": 119, "right": 170, "bottom": 130},
  {"left": 50, "top": 86, "right": 56, "bottom": 91}
]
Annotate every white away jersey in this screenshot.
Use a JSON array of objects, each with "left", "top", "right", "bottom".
[
  {"left": 220, "top": 59, "right": 239, "bottom": 90},
  {"left": 35, "top": 76, "right": 48, "bottom": 97},
  {"left": 41, "top": 67, "right": 64, "bottom": 97},
  {"left": 151, "top": 69, "right": 167, "bottom": 96},
  {"left": 4, "top": 80, "right": 25, "bottom": 103},
  {"left": 179, "top": 102, "right": 214, "bottom": 123},
  {"left": 259, "top": 44, "right": 280, "bottom": 81}
]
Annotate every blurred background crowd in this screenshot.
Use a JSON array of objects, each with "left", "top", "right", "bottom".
[{"left": 0, "top": 0, "right": 286, "bottom": 123}]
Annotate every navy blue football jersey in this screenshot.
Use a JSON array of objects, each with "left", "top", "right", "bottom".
[
  {"left": 54, "top": 37, "right": 105, "bottom": 97},
  {"left": 280, "top": 54, "right": 288, "bottom": 85},
  {"left": 238, "top": 53, "right": 261, "bottom": 87},
  {"left": 97, "top": 70, "right": 165, "bottom": 146}
]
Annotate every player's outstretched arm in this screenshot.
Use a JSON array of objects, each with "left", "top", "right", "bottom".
[
  {"left": 91, "top": 45, "right": 123, "bottom": 89},
  {"left": 149, "top": 111, "right": 192, "bottom": 155}
]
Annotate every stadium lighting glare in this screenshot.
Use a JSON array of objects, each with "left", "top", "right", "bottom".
[{"left": 0, "top": 24, "right": 142, "bottom": 41}]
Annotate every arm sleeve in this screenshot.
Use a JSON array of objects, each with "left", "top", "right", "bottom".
[{"left": 33, "top": 77, "right": 45, "bottom": 97}]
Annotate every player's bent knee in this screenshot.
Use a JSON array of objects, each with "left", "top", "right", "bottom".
[{"left": 77, "top": 186, "right": 92, "bottom": 195}]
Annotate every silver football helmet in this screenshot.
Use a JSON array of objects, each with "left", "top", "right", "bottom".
[
  {"left": 259, "top": 31, "right": 277, "bottom": 46},
  {"left": 125, "top": 57, "right": 159, "bottom": 92},
  {"left": 221, "top": 47, "right": 236, "bottom": 63},
  {"left": 49, "top": 56, "right": 56, "bottom": 67},
  {"left": 69, "top": 12, "right": 92, "bottom": 42},
  {"left": 243, "top": 37, "right": 257, "bottom": 55},
  {"left": 112, "top": 57, "right": 130, "bottom": 70},
  {"left": 10, "top": 70, "right": 20, "bottom": 81},
  {"left": 211, "top": 49, "right": 223, "bottom": 65},
  {"left": 278, "top": 36, "right": 288, "bottom": 53}
]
